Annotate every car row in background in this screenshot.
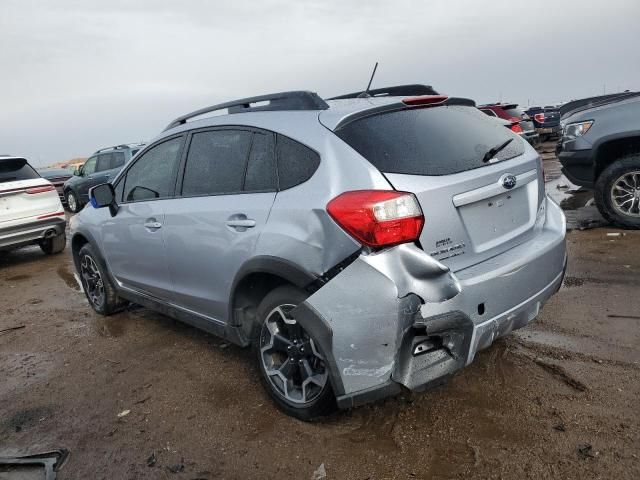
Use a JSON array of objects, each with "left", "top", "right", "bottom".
[
  {"left": 478, "top": 103, "right": 539, "bottom": 146},
  {"left": 0, "top": 156, "right": 66, "bottom": 254},
  {"left": 63, "top": 143, "right": 144, "bottom": 212}
]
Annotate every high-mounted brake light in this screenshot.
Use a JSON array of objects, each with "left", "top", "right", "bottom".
[
  {"left": 327, "top": 190, "right": 424, "bottom": 248},
  {"left": 534, "top": 113, "right": 545, "bottom": 123},
  {"left": 402, "top": 95, "right": 449, "bottom": 106},
  {"left": 26, "top": 185, "right": 55, "bottom": 194}
]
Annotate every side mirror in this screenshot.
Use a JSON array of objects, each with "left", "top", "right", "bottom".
[
  {"left": 89, "top": 183, "right": 118, "bottom": 217},
  {"left": 73, "top": 168, "right": 80, "bottom": 176}
]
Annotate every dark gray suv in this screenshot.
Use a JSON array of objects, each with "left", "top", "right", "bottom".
[{"left": 63, "top": 143, "right": 144, "bottom": 212}]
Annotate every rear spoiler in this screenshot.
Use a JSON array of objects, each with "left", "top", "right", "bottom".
[{"left": 333, "top": 97, "right": 476, "bottom": 131}]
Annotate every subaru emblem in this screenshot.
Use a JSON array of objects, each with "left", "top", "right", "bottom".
[{"left": 501, "top": 174, "right": 517, "bottom": 190}]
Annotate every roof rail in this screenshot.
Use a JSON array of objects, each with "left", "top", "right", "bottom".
[
  {"left": 163, "top": 91, "right": 329, "bottom": 131},
  {"left": 328, "top": 84, "right": 439, "bottom": 100},
  {"left": 93, "top": 143, "right": 146, "bottom": 154}
]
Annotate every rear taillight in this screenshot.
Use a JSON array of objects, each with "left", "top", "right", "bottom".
[
  {"left": 510, "top": 123, "right": 523, "bottom": 134},
  {"left": 327, "top": 190, "right": 424, "bottom": 248},
  {"left": 26, "top": 185, "right": 55, "bottom": 194},
  {"left": 534, "top": 113, "right": 545, "bottom": 123}
]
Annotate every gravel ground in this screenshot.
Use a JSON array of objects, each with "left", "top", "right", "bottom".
[{"left": 1, "top": 143, "right": 639, "bottom": 479}]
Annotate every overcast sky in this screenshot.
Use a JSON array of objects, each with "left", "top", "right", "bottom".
[{"left": 1, "top": 0, "right": 639, "bottom": 166}]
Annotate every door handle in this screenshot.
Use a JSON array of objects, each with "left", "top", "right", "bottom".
[
  {"left": 226, "top": 219, "right": 256, "bottom": 228},
  {"left": 144, "top": 219, "right": 162, "bottom": 230}
]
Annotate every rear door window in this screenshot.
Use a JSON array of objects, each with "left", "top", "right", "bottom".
[
  {"left": 111, "top": 152, "right": 126, "bottom": 169},
  {"left": 0, "top": 158, "right": 39, "bottom": 183},
  {"left": 96, "top": 153, "right": 112, "bottom": 172},
  {"left": 275, "top": 135, "right": 320, "bottom": 190},
  {"left": 244, "top": 132, "right": 276, "bottom": 192},
  {"left": 336, "top": 106, "right": 524, "bottom": 176},
  {"left": 181, "top": 129, "right": 252, "bottom": 196}
]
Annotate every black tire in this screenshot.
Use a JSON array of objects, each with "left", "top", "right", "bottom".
[
  {"left": 253, "top": 285, "right": 336, "bottom": 421},
  {"left": 594, "top": 154, "right": 640, "bottom": 229},
  {"left": 77, "top": 243, "right": 127, "bottom": 315},
  {"left": 65, "top": 190, "right": 81, "bottom": 213},
  {"left": 39, "top": 233, "right": 66, "bottom": 255}
]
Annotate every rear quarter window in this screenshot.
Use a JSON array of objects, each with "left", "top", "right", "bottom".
[
  {"left": 276, "top": 135, "right": 320, "bottom": 190},
  {"left": 336, "top": 106, "right": 524, "bottom": 176}
]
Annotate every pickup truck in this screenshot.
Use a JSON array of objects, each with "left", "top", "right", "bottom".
[
  {"left": 525, "top": 106, "right": 561, "bottom": 141},
  {"left": 556, "top": 93, "right": 640, "bottom": 229}
]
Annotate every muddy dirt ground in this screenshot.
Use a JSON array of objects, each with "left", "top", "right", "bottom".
[{"left": 1, "top": 142, "right": 639, "bottom": 479}]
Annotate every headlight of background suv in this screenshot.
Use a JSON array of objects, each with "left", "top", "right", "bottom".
[{"left": 563, "top": 120, "right": 594, "bottom": 140}]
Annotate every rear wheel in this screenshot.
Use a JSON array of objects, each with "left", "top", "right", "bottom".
[
  {"left": 253, "top": 286, "right": 336, "bottom": 420},
  {"left": 65, "top": 190, "right": 81, "bottom": 213},
  {"left": 39, "top": 233, "right": 66, "bottom": 255},
  {"left": 594, "top": 154, "right": 640, "bottom": 229},
  {"left": 78, "top": 243, "right": 127, "bottom": 315}
]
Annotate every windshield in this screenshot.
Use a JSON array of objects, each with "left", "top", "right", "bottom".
[
  {"left": 0, "top": 158, "right": 40, "bottom": 183},
  {"left": 335, "top": 105, "right": 524, "bottom": 176}
]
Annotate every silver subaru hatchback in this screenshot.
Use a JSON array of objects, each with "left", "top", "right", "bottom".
[{"left": 70, "top": 87, "right": 567, "bottom": 420}]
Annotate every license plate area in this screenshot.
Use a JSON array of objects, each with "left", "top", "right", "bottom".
[{"left": 458, "top": 183, "right": 536, "bottom": 253}]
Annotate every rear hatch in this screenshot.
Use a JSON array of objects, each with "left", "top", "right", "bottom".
[
  {"left": 0, "top": 158, "right": 60, "bottom": 224},
  {"left": 334, "top": 104, "right": 544, "bottom": 272},
  {"left": 502, "top": 105, "right": 535, "bottom": 134}
]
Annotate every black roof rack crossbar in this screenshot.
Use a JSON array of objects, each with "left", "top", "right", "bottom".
[
  {"left": 328, "top": 84, "right": 439, "bottom": 100},
  {"left": 164, "top": 91, "right": 329, "bottom": 131}
]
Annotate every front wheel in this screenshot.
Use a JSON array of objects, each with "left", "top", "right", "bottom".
[
  {"left": 254, "top": 286, "right": 336, "bottom": 421},
  {"left": 594, "top": 154, "right": 640, "bottom": 229},
  {"left": 65, "top": 190, "right": 81, "bottom": 213},
  {"left": 77, "top": 243, "right": 127, "bottom": 315}
]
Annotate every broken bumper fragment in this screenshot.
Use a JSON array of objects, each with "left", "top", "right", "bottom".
[{"left": 296, "top": 196, "right": 567, "bottom": 409}]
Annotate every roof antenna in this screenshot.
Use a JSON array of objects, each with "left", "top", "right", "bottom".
[{"left": 358, "top": 62, "right": 378, "bottom": 98}]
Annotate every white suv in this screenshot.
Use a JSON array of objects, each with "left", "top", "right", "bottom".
[{"left": 0, "top": 156, "right": 66, "bottom": 254}]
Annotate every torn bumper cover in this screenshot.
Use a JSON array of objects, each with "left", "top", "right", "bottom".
[{"left": 294, "top": 197, "right": 566, "bottom": 409}]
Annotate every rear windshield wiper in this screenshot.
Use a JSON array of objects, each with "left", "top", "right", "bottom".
[{"left": 482, "top": 138, "right": 513, "bottom": 163}]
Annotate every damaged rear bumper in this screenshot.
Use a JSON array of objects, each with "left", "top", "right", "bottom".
[{"left": 294, "top": 196, "right": 566, "bottom": 409}]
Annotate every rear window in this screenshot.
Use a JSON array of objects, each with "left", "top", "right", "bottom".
[
  {"left": 503, "top": 107, "right": 526, "bottom": 119},
  {"left": 336, "top": 106, "right": 524, "bottom": 176},
  {"left": 0, "top": 158, "right": 39, "bottom": 183}
]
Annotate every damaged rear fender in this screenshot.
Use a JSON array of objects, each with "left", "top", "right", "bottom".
[{"left": 294, "top": 244, "right": 461, "bottom": 398}]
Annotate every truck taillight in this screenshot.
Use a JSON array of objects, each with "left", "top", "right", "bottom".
[
  {"left": 26, "top": 185, "right": 55, "bottom": 194},
  {"left": 327, "top": 190, "right": 424, "bottom": 248},
  {"left": 534, "top": 113, "right": 545, "bottom": 123}
]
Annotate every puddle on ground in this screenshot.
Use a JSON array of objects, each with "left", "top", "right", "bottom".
[
  {"left": 94, "top": 317, "right": 126, "bottom": 337},
  {"left": 541, "top": 151, "right": 608, "bottom": 231},
  {"left": 56, "top": 265, "right": 82, "bottom": 291}
]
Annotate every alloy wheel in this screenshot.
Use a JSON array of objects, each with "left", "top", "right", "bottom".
[
  {"left": 67, "top": 192, "right": 77, "bottom": 212},
  {"left": 80, "top": 255, "right": 104, "bottom": 307},
  {"left": 259, "top": 304, "right": 328, "bottom": 404},
  {"left": 611, "top": 170, "right": 640, "bottom": 218}
]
